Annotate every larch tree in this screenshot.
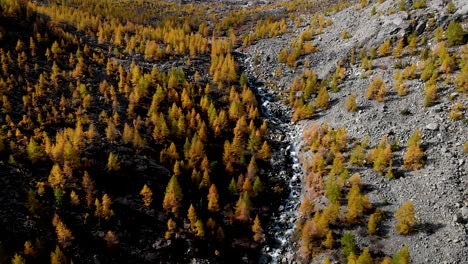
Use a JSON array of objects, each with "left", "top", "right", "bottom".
[
  {"left": 366, "top": 76, "right": 387, "bottom": 102},
  {"left": 368, "top": 136, "right": 393, "bottom": 175},
  {"left": 107, "top": 152, "right": 120, "bottom": 171},
  {"left": 195, "top": 220, "right": 205, "bottom": 238},
  {"left": 252, "top": 214, "right": 264, "bottom": 242},
  {"left": 187, "top": 204, "right": 198, "bottom": 232},
  {"left": 104, "top": 230, "right": 119, "bottom": 248},
  {"left": 48, "top": 164, "right": 65, "bottom": 188},
  {"left": 82, "top": 171, "right": 95, "bottom": 207},
  {"left": 96, "top": 194, "right": 113, "bottom": 221},
  {"left": 228, "top": 177, "right": 238, "bottom": 195},
  {"left": 52, "top": 214, "right": 74, "bottom": 248},
  {"left": 349, "top": 144, "right": 366, "bottom": 167},
  {"left": 253, "top": 176, "right": 263, "bottom": 196},
  {"left": 340, "top": 231, "right": 357, "bottom": 258},
  {"left": 323, "top": 230, "right": 333, "bottom": 249},
  {"left": 23, "top": 240, "right": 35, "bottom": 256},
  {"left": 367, "top": 213, "right": 377, "bottom": 235},
  {"left": 348, "top": 252, "right": 357, "bottom": 264},
  {"left": 258, "top": 140, "right": 272, "bottom": 160},
  {"left": 446, "top": 21, "right": 464, "bottom": 47},
  {"left": 392, "top": 245, "right": 410, "bottom": 264},
  {"left": 381, "top": 257, "right": 392, "bottom": 264},
  {"left": 11, "top": 254, "right": 25, "bottom": 264},
  {"left": 423, "top": 83, "right": 438, "bottom": 107},
  {"left": 316, "top": 86, "right": 329, "bottom": 109},
  {"left": 140, "top": 184, "right": 153, "bottom": 208},
  {"left": 235, "top": 191, "right": 252, "bottom": 222},
  {"left": 207, "top": 184, "right": 220, "bottom": 212},
  {"left": 163, "top": 175, "right": 183, "bottom": 216},
  {"left": 395, "top": 201, "right": 415, "bottom": 235},
  {"left": 345, "top": 93, "right": 357, "bottom": 112},
  {"left": 246, "top": 156, "right": 257, "bottom": 180},
  {"left": 356, "top": 247, "right": 373, "bottom": 264},
  {"left": 346, "top": 184, "right": 364, "bottom": 224},
  {"left": 403, "top": 129, "right": 425, "bottom": 170},
  {"left": 378, "top": 40, "right": 391, "bottom": 57},
  {"left": 70, "top": 191, "right": 79, "bottom": 205},
  {"left": 164, "top": 218, "right": 177, "bottom": 239},
  {"left": 50, "top": 246, "right": 67, "bottom": 264},
  {"left": 392, "top": 39, "right": 404, "bottom": 58},
  {"left": 27, "top": 138, "right": 46, "bottom": 163}
]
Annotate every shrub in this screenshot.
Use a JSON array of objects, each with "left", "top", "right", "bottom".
[
  {"left": 341, "top": 31, "right": 351, "bottom": 40},
  {"left": 446, "top": 1, "right": 456, "bottom": 14},
  {"left": 398, "top": 0, "right": 406, "bottom": 11},
  {"left": 449, "top": 101, "right": 464, "bottom": 120},
  {"left": 412, "top": 0, "right": 426, "bottom": 9}
]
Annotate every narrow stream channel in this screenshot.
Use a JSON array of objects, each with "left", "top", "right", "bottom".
[{"left": 238, "top": 53, "right": 304, "bottom": 263}]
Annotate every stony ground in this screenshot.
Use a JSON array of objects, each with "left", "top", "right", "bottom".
[{"left": 244, "top": 0, "right": 467, "bottom": 263}]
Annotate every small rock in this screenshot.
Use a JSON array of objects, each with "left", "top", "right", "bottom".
[
  {"left": 461, "top": 207, "right": 468, "bottom": 218},
  {"left": 458, "top": 159, "right": 464, "bottom": 166},
  {"left": 453, "top": 214, "right": 463, "bottom": 223},
  {"left": 433, "top": 105, "right": 443, "bottom": 113},
  {"left": 426, "top": 123, "right": 439, "bottom": 131}
]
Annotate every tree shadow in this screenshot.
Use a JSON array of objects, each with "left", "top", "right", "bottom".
[
  {"left": 360, "top": 183, "right": 376, "bottom": 194},
  {"left": 390, "top": 168, "right": 406, "bottom": 179},
  {"left": 328, "top": 98, "right": 340, "bottom": 108},
  {"left": 357, "top": 104, "right": 371, "bottom": 111},
  {"left": 415, "top": 222, "right": 445, "bottom": 235}
]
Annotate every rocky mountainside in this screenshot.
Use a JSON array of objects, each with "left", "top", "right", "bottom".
[{"left": 244, "top": 0, "right": 467, "bottom": 263}]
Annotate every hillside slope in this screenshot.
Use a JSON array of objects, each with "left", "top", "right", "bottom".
[{"left": 245, "top": 0, "right": 467, "bottom": 263}]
